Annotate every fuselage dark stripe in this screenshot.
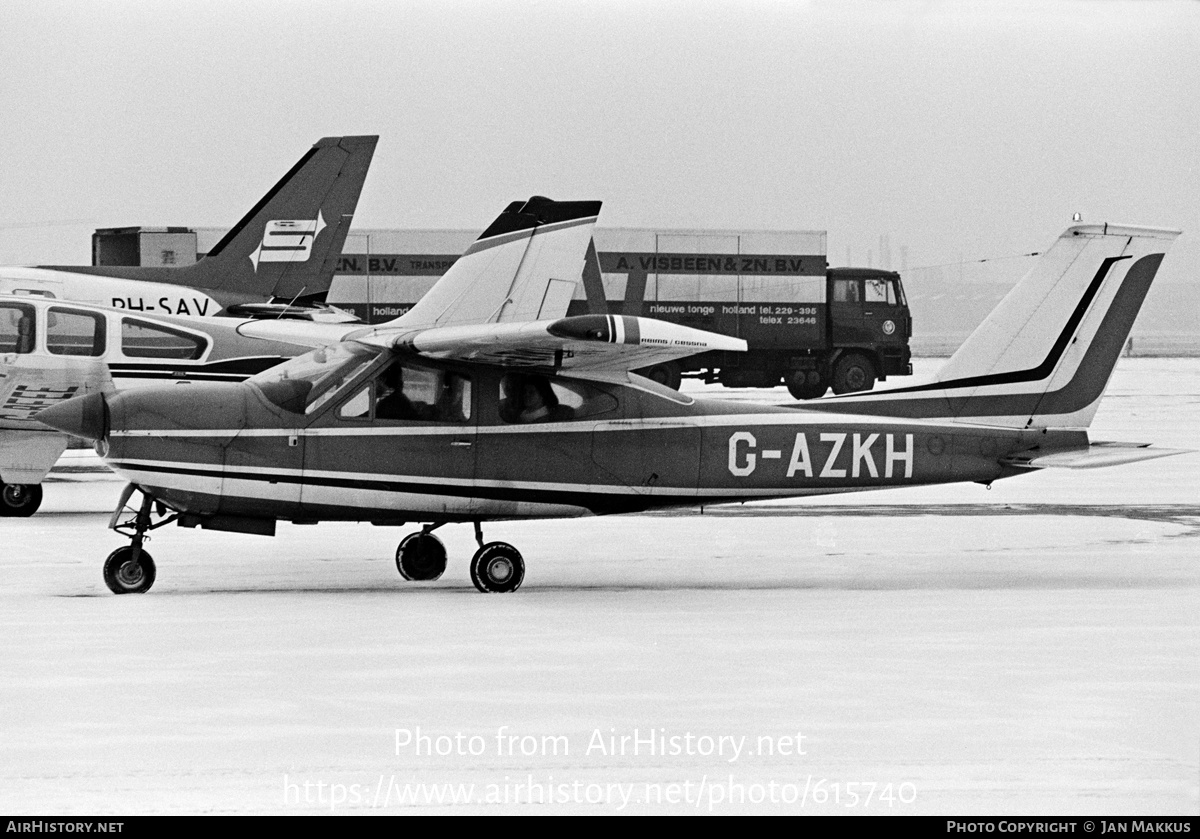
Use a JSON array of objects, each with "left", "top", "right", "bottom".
[{"left": 116, "top": 460, "right": 751, "bottom": 512}]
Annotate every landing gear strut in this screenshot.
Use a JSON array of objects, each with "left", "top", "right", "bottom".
[
  {"left": 106, "top": 485, "right": 176, "bottom": 594},
  {"left": 393, "top": 521, "right": 526, "bottom": 593},
  {"left": 469, "top": 521, "right": 525, "bottom": 594}
]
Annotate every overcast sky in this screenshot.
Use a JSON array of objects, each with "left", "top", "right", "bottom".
[{"left": 1, "top": 0, "right": 1197, "bottom": 281}]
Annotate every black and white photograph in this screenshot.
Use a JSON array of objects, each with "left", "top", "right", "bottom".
[{"left": 1, "top": 0, "right": 1197, "bottom": 817}]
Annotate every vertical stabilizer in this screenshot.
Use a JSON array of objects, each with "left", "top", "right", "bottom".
[
  {"left": 39, "top": 136, "right": 377, "bottom": 304},
  {"left": 806, "top": 223, "right": 1180, "bottom": 430}
]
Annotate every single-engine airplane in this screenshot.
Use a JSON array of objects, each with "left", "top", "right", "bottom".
[{"left": 37, "top": 199, "right": 1184, "bottom": 594}]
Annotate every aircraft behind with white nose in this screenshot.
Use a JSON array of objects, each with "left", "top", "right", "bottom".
[{"left": 37, "top": 199, "right": 1185, "bottom": 594}]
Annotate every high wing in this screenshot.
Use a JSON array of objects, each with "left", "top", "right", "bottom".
[
  {"left": 234, "top": 318, "right": 369, "bottom": 349},
  {"left": 396, "top": 196, "right": 601, "bottom": 329},
  {"left": 231, "top": 195, "right": 608, "bottom": 350},
  {"left": 368, "top": 314, "right": 746, "bottom": 374}
]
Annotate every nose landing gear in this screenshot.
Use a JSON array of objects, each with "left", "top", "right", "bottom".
[{"left": 105, "top": 484, "right": 177, "bottom": 595}]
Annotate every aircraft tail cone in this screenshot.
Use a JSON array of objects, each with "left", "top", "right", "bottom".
[{"left": 36, "top": 393, "right": 109, "bottom": 443}]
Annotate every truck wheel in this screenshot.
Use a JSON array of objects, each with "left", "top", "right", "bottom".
[
  {"left": 640, "top": 361, "right": 682, "bottom": 391},
  {"left": 832, "top": 354, "right": 876, "bottom": 394},
  {"left": 786, "top": 371, "right": 827, "bottom": 400}
]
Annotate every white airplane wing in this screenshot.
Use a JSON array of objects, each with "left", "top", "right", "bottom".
[
  {"left": 369, "top": 314, "right": 746, "bottom": 374},
  {"left": 230, "top": 197, "right": 604, "bottom": 350},
  {"left": 391, "top": 197, "right": 602, "bottom": 329},
  {"left": 233, "top": 319, "right": 368, "bottom": 348},
  {"left": 0, "top": 353, "right": 113, "bottom": 423},
  {"left": 0, "top": 354, "right": 113, "bottom": 483}
]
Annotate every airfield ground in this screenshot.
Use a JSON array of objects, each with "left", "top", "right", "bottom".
[{"left": 1, "top": 359, "right": 1197, "bottom": 814}]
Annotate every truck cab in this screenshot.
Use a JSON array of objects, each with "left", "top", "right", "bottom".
[{"left": 825, "top": 268, "right": 912, "bottom": 395}]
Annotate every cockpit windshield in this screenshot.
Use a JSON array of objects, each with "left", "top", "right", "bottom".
[{"left": 249, "top": 342, "right": 381, "bottom": 414}]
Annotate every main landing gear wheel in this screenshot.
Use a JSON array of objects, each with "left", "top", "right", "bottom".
[
  {"left": 396, "top": 532, "right": 448, "bottom": 581},
  {"left": 470, "top": 542, "right": 525, "bottom": 594},
  {"left": 832, "top": 353, "right": 876, "bottom": 395},
  {"left": 103, "top": 546, "right": 157, "bottom": 594},
  {"left": 0, "top": 482, "right": 43, "bottom": 517}
]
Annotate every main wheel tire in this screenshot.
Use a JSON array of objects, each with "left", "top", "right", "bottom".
[
  {"left": 395, "top": 532, "right": 448, "bottom": 581},
  {"left": 469, "top": 542, "right": 525, "bottom": 594},
  {"left": 103, "top": 546, "right": 156, "bottom": 594},
  {"left": 640, "top": 361, "right": 682, "bottom": 391},
  {"left": 0, "top": 483, "right": 43, "bottom": 517},
  {"left": 785, "top": 370, "right": 827, "bottom": 400},
  {"left": 831, "top": 353, "right": 876, "bottom": 395}
]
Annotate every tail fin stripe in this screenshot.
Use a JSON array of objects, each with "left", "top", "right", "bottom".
[{"left": 204, "top": 148, "right": 320, "bottom": 258}]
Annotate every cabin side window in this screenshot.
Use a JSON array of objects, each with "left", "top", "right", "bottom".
[
  {"left": 498, "top": 373, "right": 617, "bottom": 424},
  {"left": 366, "top": 362, "right": 472, "bottom": 423},
  {"left": 121, "top": 318, "right": 207, "bottom": 360},
  {"left": 0, "top": 302, "right": 36, "bottom": 354},
  {"left": 47, "top": 307, "right": 106, "bottom": 357}
]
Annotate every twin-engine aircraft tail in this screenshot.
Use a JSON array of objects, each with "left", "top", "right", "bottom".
[
  {"left": 392, "top": 196, "right": 601, "bottom": 330},
  {"left": 819, "top": 223, "right": 1181, "bottom": 431},
  {"left": 40, "top": 135, "right": 378, "bottom": 304}
]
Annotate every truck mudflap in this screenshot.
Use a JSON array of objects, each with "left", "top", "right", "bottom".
[{"left": 879, "top": 348, "right": 913, "bottom": 379}]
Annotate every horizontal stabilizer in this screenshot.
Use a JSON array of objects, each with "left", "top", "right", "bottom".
[
  {"left": 1001, "top": 441, "right": 1192, "bottom": 470},
  {"left": 377, "top": 314, "right": 746, "bottom": 374}
]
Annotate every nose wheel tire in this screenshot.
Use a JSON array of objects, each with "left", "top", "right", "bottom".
[
  {"left": 470, "top": 542, "right": 525, "bottom": 593},
  {"left": 396, "top": 532, "right": 448, "bottom": 581},
  {"left": 103, "top": 546, "right": 156, "bottom": 594},
  {"left": 0, "top": 483, "right": 43, "bottom": 517}
]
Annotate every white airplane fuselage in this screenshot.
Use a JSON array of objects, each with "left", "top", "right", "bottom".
[{"left": 0, "top": 267, "right": 226, "bottom": 318}]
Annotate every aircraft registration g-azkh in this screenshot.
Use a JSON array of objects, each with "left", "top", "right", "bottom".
[{"left": 37, "top": 198, "right": 1184, "bottom": 594}]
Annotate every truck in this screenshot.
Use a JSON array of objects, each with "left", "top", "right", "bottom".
[{"left": 92, "top": 226, "right": 914, "bottom": 399}]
